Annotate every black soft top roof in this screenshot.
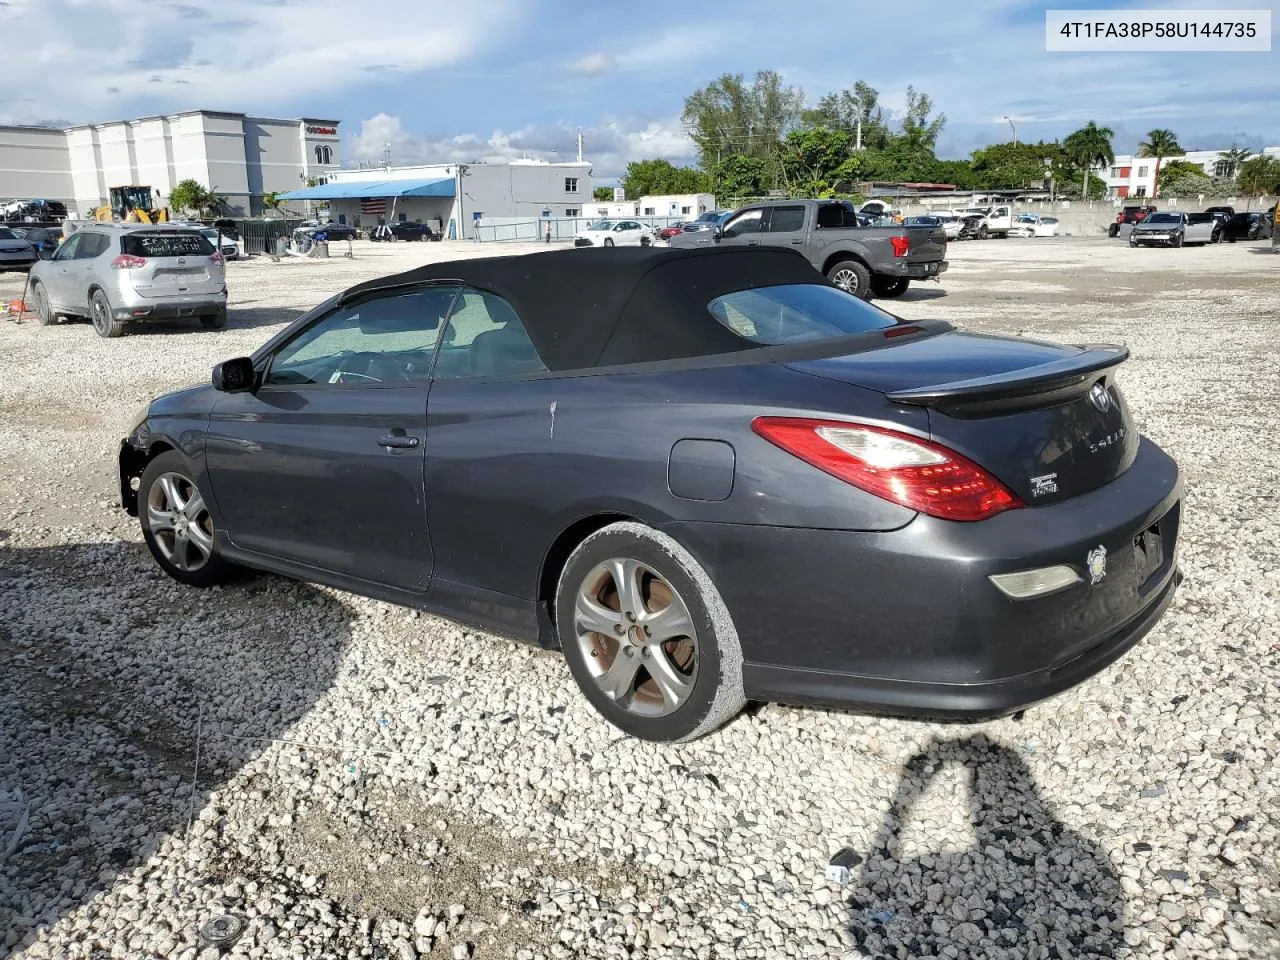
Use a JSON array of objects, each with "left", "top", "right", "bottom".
[{"left": 340, "top": 246, "right": 827, "bottom": 371}]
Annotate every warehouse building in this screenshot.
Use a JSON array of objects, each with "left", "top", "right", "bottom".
[
  {"left": 279, "top": 159, "right": 593, "bottom": 239},
  {"left": 0, "top": 110, "right": 339, "bottom": 217}
]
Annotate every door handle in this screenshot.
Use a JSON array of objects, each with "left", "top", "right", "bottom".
[
  {"left": 791, "top": 238, "right": 804, "bottom": 244},
  {"left": 746, "top": 240, "right": 758, "bottom": 246},
  {"left": 378, "top": 431, "right": 420, "bottom": 449}
]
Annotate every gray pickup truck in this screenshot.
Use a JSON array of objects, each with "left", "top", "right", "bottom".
[{"left": 668, "top": 199, "right": 948, "bottom": 299}]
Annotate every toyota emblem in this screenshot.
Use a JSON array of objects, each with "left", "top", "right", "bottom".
[{"left": 1089, "top": 382, "right": 1112, "bottom": 413}]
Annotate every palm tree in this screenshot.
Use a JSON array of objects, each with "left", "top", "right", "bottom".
[
  {"left": 1237, "top": 154, "right": 1280, "bottom": 198},
  {"left": 1137, "top": 129, "right": 1183, "bottom": 198},
  {"left": 1063, "top": 121, "right": 1115, "bottom": 199},
  {"left": 1217, "top": 145, "right": 1253, "bottom": 179}
]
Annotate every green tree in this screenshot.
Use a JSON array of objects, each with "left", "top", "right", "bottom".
[
  {"left": 1137, "top": 128, "right": 1183, "bottom": 198},
  {"left": 711, "top": 154, "right": 768, "bottom": 199},
  {"left": 593, "top": 186, "right": 614, "bottom": 201},
  {"left": 1062, "top": 122, "right": 1115, "bottom": 199},
  {"left": 1157, "top": 159, "right": 1207, "bottom": 181},
  {"left": 780, "top": 127, "right": 853, "bottom": 194},
  {"left": 971, "top": 141, "right": 1064, "bottom": 190},
  {"left": 801, "top": 81, "right": 890, "bottom": 150},
  {"left": 898, "top": 86, "right": 946, "bottom": 151},
  {"left": 1237, "top": 154, "right": 1280, "bottom": 197},
  {"left": 201, "top": 187, "right": 229, "bottom": 217},
  {"left": 682, "top": 70, "right": 804, "bottom": 174},
  {"left": 621, "top": 159, "right": 711, "bottom": 200},
  {"left": 930, "top": 159, "right": 978, "bottom": 191},
  {"left": 1216, "top": 146, "right": 1253, "bottom": 179},
  {"left": 169, "top": 179, "right": 209, "bottom": 215}
]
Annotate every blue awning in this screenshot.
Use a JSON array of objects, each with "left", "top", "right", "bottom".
[{"left": 277, "top": 177, "right": 456, "bottom": 200}]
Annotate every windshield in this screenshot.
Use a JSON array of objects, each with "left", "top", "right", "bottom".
[
  {"left": 1144, "top": 213, "right": 1179, "bottom": 224},
  {"left": 0, "top": 228, "right": 18, "bottom": 240},
  {"left": 587, "top": 220, "right": 615, "bottom": 230},
  {"left": 707, "top": 283, "right": 897, "bottom": 345}
]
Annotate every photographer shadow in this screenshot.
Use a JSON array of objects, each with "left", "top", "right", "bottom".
[
  {"left": 0, "top": 537, "right": 354, "bottom": 957},
  {"left": 848, "top": 735, "right": 1125, "bottom": 958}
]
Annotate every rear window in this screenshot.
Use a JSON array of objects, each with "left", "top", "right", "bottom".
[
  {"left": 121, "top": 232, "right": 214, "bottom": 258},
  {"left": 707, "top": 284, "right": 897, "bottom": 345}
]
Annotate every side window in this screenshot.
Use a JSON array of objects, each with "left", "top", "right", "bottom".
[
  {"left": 721, "top": 209, "right": 763, "bottom": 238},
  {"left": 434, "top": 287, "right": 547, "bottom": 380},
  {"left": 767, "top": 205, "right": 806, "bottom": 233},
  {"left": 264, "top": 286, "right": 459, "bottom": 387},
  {"left": 54, "top": 233, "right": 82, "bottom": 260},
  {"left": 75, "top": 233, "right": 108, "bottom": 259}
]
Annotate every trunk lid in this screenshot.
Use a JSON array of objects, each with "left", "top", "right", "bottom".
[
  {"left": 120, "top": 231, "right": 225, "bottom": 298},
  {"left": 786, "top": 330, "right": 1138, "bottom": 506}
]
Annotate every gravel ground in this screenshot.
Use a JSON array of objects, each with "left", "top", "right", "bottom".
[{"left": 1, "top": 237, "right": 1277, "bottom": 960}]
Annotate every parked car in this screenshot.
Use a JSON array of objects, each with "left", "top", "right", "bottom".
[
  {"left": 931, "top": 214, "right": 964, "bottom": 240},
  {"left": 1008, "top": 215, "right": 1061, "bottom": 238},
  {"left": 958, "top": 204, "right": 1014, "bottom": 238},
  {"left": 1109, "top": 204, "right": 1158, "bottom": 237},
  {"left": 1127, "top": 211, "right": 1215, "bottom": 247},
  {"left": 117, "top": 246, "right": 1183, "bottom": 742},
  {"left": 9, "top": 226, "right": 60, "bottom": 259},
  {"left": 657, "top": 224, "right": 686, "bottom": 241},
  {"left": 955, "top": 215, "right": 985, "bottom": 241},
  {"left": 371, "top": 221, "right": 440, "bottom": 242},
  {"left": 573, "top": 219, "right": 651, "bottom": 247},
  {"left": 27, "top": 223, "right": 227, "bottom": 336},
  {"left": 0, "top": 227, "right": 38, "bottom": 271},
  {"left": 672, "top": 199, "right": 947, "bottom": 300},
  {"left": 1204, "top": 205, "right": 1235, "bottom": 218},
  {"left": 1221, "top": 211, "right": 1273, "bottom": 241},
  {"left": 200, "top": 227, "right": 243, "bottom": 261}
]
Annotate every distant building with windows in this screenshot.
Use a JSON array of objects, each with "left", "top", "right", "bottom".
[
  {"left": 1099, "top": 146, "right": 1280, "bottom": 198},
  {"left": 283, "top": 159, "right": 593, "bottom": 240},
  {"left": 584, "top": 193, "right": 716, "bottom": 220},
  {"left": 0, "top": 109, "right": 339, "bottom": 217}
]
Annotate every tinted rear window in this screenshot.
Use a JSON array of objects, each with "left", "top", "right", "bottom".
[
  {"left": 708, "top": 284, "right": 896, "bottom": 345},
  {"left": 121, "top": 232, "right": 214, "bottom": 258}
]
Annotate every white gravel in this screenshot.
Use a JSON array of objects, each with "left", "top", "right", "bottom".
[{"left": 1, "top": 237, "right": 1278, "bottom": 959}]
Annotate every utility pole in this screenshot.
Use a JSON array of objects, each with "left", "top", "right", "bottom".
[
  {"left": 1003, "top": 116, "right": 1017, "bottom": 147},
  {"left": 855, "top": 115, "right": 862, "bottom": 151},
  {"left": 577, "top": 128, "right": 583, "bottom": 163}
]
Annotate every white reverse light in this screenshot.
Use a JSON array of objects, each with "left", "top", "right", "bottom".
[{"left": 989, "top": 565, "right": 1082, "bottom": 600}]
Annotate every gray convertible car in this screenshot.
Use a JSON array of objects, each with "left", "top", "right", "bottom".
[{"left": 119, "top": 247, "right": 1183, "bottom": 741}]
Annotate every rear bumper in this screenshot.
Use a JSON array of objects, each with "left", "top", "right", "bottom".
[
  {"left": 889, "top": 259, "right": 948, "bottom": 279},
  {"left": 664, "top": 436, "right": 1182, "bottom": 720},
  {"left": 113, "top": 298, "right": 226, "bottom": 321}
]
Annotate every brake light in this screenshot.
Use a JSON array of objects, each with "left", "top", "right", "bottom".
[
  {"left": 209, "top": 252, "right": 224, "bottom": 265},
  {"left": 110, "top": 254, "right": 147, "bottom": 270},
  {"left": 751, "top": 417, "right": 1023, "bottom": 522},
  {"left": 890, "top": 235, "right": 909, "bottom": 257}
]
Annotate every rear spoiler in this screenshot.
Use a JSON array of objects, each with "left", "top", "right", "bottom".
[{"left": 887, "top": 344, "right": 1129, "bottom": 407}]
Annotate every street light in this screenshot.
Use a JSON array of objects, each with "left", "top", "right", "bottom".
[{"left": 1003, "top": 116, "right": 1017, "bottom": 147}]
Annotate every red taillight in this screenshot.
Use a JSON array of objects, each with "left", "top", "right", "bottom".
[
  {"left": 110, "top": 254, "right": 147, "bottom": 270},
  {"left": 890, "top": 235, "right": 909, "bottom": 257},
  {"left": 209, "top": 252, "right": 224, "bottom": 265},
  {"left": 751, "top": 417, "right": 1023, "bottom": 522}
]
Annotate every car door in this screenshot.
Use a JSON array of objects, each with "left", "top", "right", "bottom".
[
  {"left": 758, "top": 203, "right": 808, "bottom": 251},
  {"left": 1185, "top": 214, "right": 1213, "bottom": 243},
  {"left": 42, "top": 232, "right": 83, "bottom": 313},
  {"left": 717, "top": 207, "right": 764, "bottom": 247},
  {"left": 614, "top": 221, "right": 641, "bottom": 245},
  {"left": 203, "top": 284, "right": 459, "bottom": 593}
]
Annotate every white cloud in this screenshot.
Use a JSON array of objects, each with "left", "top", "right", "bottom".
[
  {"left": 347, "top": 114, "right": 697, "bottom": 181},
  {"left": 0, "top": 0, "right": 524, "bottom": 124},
  {"left": 571, "top": 53, "right": 617, "bottom": 77}
]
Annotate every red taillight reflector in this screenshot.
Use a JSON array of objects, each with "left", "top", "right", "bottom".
[
  {"left": 884, "top": 325, "right": 921, "bottom": 339},
  {"left": 890, "top": 235, "right": 909, "bottom": 257},
  {"left": 209, "top": 252, "right": 224, "bottom": 265},
  {"left": 751, "top": 417, "right": 1023, "bottom": 522},
  {"left": 110, "top": 254, "right": 147, "bottom": 270}
]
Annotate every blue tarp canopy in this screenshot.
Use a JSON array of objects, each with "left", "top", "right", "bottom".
[{"left": 277, "top": 177, "right": 455, "bottom": 200}]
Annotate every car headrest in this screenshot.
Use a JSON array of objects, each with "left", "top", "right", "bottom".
[{"left": 470, "top": 326, "right": 542, "bottom": 377}]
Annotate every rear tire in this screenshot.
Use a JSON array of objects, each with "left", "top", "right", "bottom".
[
  {"left": 555, "top": 522, "right": 745, "bottom": 743},
  {"left": 31, "top": 281, "right": 57, "bottom": 326},
  {"left": 200, "top": 308, "right": 227, "bottom": 330},
  {"left": 90, "top": 289, "right": 126, "bottom": 338},
  {"left": 826, "top": 259, "right": 872, "bottom": 300},
  {"left": 139, "top": 451, "right": 236, "bottom": 588},
  {"left": 870, "top": 276, "right": 910, "bottom": 298},
  {"left": 1108, "top": 223, "right": 1119, "bottom": 238}
]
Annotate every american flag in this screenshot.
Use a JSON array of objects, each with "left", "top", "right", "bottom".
[{"left": 360, "top": 198, "right": 387, "bottom": 215}]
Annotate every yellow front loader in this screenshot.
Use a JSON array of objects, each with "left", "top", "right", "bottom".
[{"left": 91, "top": 186, "right": 170, "bottom": 223}]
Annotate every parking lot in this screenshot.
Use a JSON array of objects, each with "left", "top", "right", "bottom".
[{"left": 1, "top": 237, "right": 1277, "bottom": 959}]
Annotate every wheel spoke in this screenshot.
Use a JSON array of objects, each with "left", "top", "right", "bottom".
[
  {"left": 641, "top": 601, "right": 693, "bottom": 644},
  {"left": 645, "top": 646, "right": 693, "bottom": 710},
  {"left": 184, "top": 489, "right": 206, "bottom": 521},
  {"left": 596, "top": 649, "right": 643, "bottom": 702},
  {"left": 575, "top": 593, "right": 622, "bottom": 638},
  {"left": 171, "top": 536, "right": 189, "bottom": 571},
  {"left": 158, "top": 475, "right": 186, "bottom": 512},
  {"left": 147, "top": 505, "right": 176, "bottom": 533},
  {"left": 606, "top": 558, "right": 644, "bottom": 617},
  {"left": 186, "top": 522, "right": 214, "bottom": 559}
]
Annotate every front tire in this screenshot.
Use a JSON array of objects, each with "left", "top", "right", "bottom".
[
  {"left": 31, "top": 281, "right": 57, "bottom": 325},
  {"left": 870, "top": 276, "right": 910, "bottom": 298},
  {"left": 978, "top": 223, "right": 989, "bottom": 239},
  {"left": 90, "top": 289, "right": 126, "bottom": 338},
  {"left": 556, "top": 522, "right": 745, "bottom": 742},
  {"left": 603, "top": 238, "right": 615, "bottom": 247},
  {"left": 1172, "top": 232, "right": 1183, "bottom": 248},
  {"left": 139, "top": 451, "right": 235, "bottom": 587},
  {"left": 826, "top": 259, "right": 872, "bottom": 300}
]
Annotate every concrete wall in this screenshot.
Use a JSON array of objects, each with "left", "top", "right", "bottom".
[
  {"left": 0, "top": 126, "right": 74, "bottom": 205},
  {"left": 909, "top": 196, "right": 1277, "bottom": 236}
]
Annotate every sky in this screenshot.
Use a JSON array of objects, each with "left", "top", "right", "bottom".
[{"left": 1, "top": 0, "right": 1277, "bottom": 182}]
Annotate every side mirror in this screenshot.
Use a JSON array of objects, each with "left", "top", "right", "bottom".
[{"left": 212, "top": 357, "right": 255, "bottom": 393}]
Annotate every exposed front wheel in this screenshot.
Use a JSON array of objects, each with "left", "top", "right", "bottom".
[
  {"left": 826, "top": 259, "right": 872, "bottom": 300},
  {"left": 90, "top": 289, "right": 126, "bottom": 338},
  {"left": 978, "top": 224, "right": 989, "bottom": 239},
  {"left": 603, "top": 238, "right": 615, "bottom": 247},
  {"left": 31, "top": 281, "right": 57, "bottom": 326},
  {"left": 556, "top": 522, "right": 745, "bottom": 742},
  {"left": 870, "top": 276, "right": 910, "bottom": 298},
  {"left": 139, "top": 451, "right": 236, "bottom": 587}
]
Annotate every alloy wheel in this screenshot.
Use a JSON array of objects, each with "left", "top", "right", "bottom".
[
  {"left": 147, "top": 472, "right": 215, "bottom": 572},
  {"left": 831, "top": 269, "right": 860, "bottom": 294},
  {"left": 572, "top": 557, "right": 698, "bottom": 717}
]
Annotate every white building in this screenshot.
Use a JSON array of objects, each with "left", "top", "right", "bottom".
[
  {"left": 281, "top": 159, "right": 593, "bottom": 239},
  {"left": 583, "top": 193, "right": 718, "bottom": 220},
  {"left": 0, "top": 110, "right": 339, "bottom": 216},
  {"left": 1099, "top": 146, "right": 1280, "bottom": 199}
]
